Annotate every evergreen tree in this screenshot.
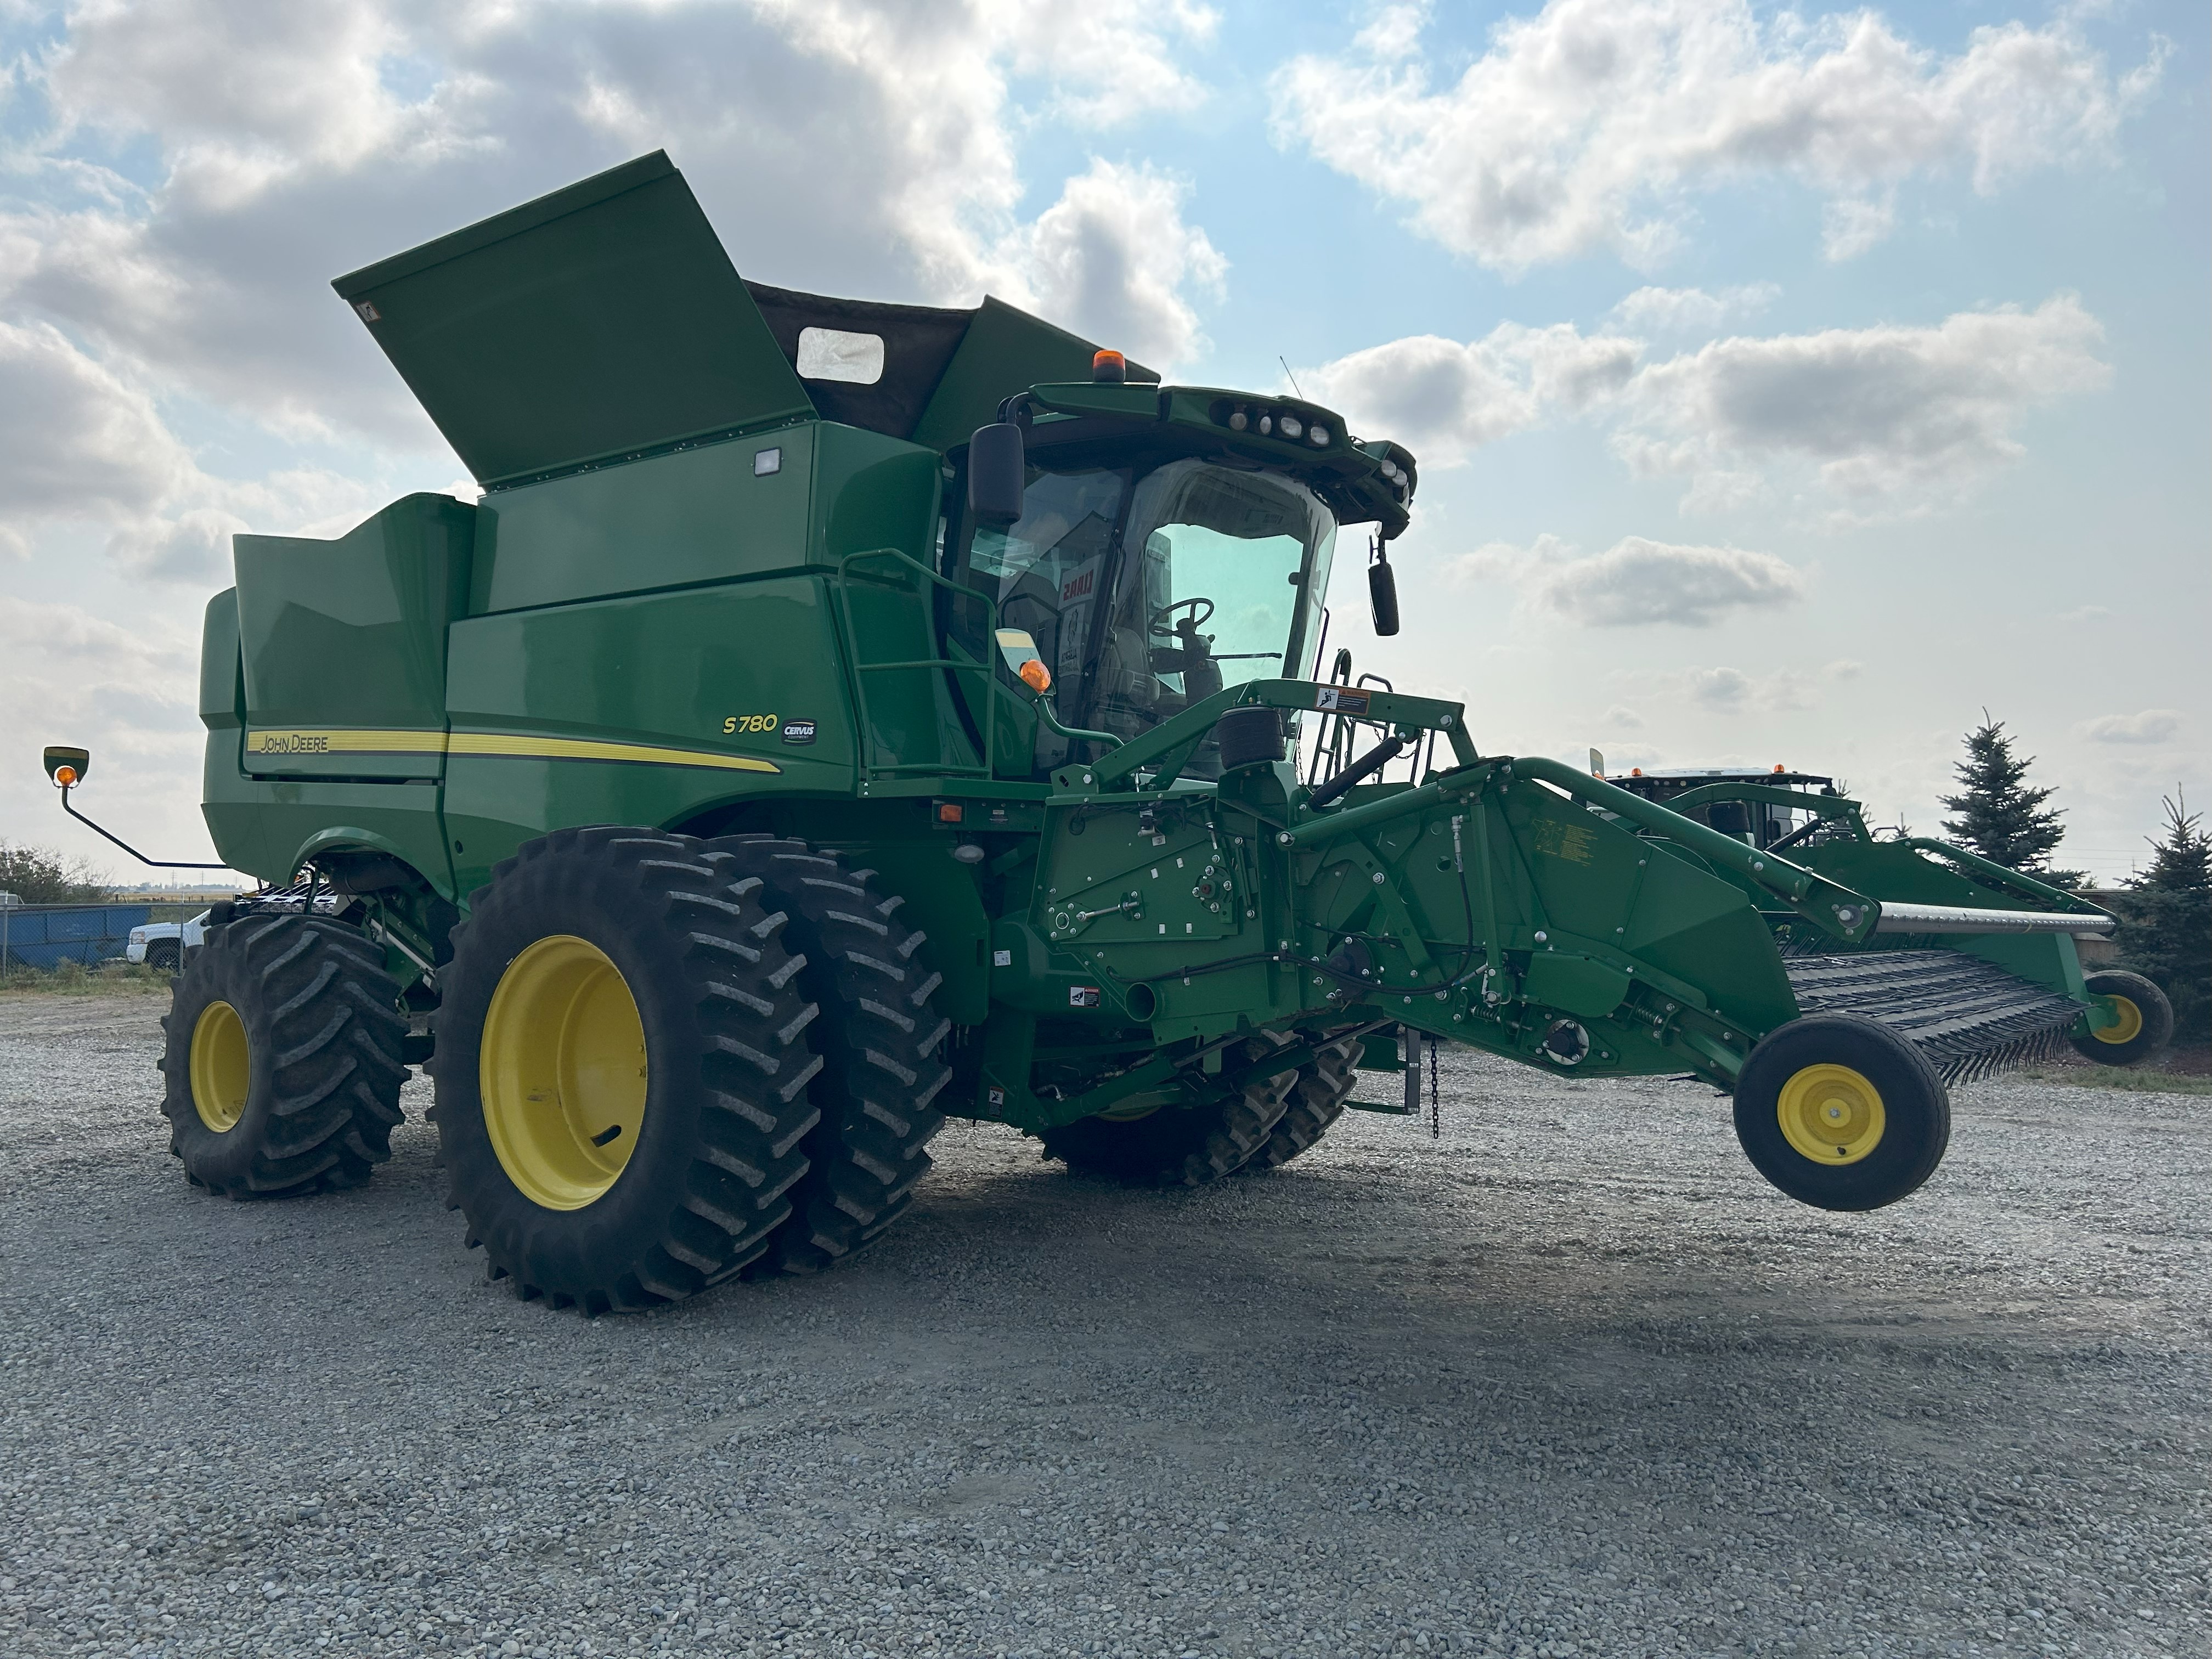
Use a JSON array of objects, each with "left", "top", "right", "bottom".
[
  {"left": 1938, "top": 714, "right": 2084, "bottom": 884},
  {"left": 2111, "top": 794, "right": 2211, "bottom": 1041}
]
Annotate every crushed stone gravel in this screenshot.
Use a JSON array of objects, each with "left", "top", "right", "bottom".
[{"left": 2, "top": 996, "right": 2206, "bottom": 1659}]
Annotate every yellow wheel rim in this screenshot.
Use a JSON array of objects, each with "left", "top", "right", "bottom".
[
  {"left": 481, "top": 935, "right": 648, "bottom": 1211},
  {"left": 1776, "top": 1063, "right": 1886, "bottom": 1166},
  {"left": 2090, "top": 994, "right": 2143, "bottom": 1046},
  {"left": 189, "top": 1000, "right": 250, "bottom": 1133}
]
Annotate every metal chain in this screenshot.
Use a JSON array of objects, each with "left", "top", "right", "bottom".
[{"left": 1429, "top": 1036, "right": 1441, "bottom": 1140}]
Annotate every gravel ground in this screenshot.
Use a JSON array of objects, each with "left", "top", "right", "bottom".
[{"left": 2, "top": 996, "right": 2206, "bottom": 1659}]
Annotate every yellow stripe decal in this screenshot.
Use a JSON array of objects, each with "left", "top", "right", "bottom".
[
  {"left": 447, "top": 733, "right": 781, "bottom": 774},
  {"left": 245, "top": 729, "right": 781, "bottom": 775}
]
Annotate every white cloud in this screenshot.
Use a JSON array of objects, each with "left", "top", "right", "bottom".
[
  {"left": 1618, "top": 295, "right": 2110, "bottom": 509},
  {"left": 1307, "top": 294, "right": 2108, "bottom": 509},
  {"left": 3, "top": 0, "right": 1232, "bottom": 454},
  {"left": 48, "top": 0, "right": 421, "bottom": 182},
  {"left": 0, "top": 317, "right": 407, "bottom": 579},
  {"left": 0, "top": 319, "right": 196, "bottom": 550},
  {"left": 1457, "top": 533, "right": 1805, "bottom": 627},
  {"left": 1617, "top": 663, "right": 1818, "bottom": 713},
  {"left": 2077, "top": 709, "right": 2182, "bottom": 746},
  {"left": 1821, "top": 194, "right": 1897, "bottom": 262},
  {"left": 1607, "top": 283, "right": 1779, "bottom": 335},
  {"left": 997, "top": 160, "right": 1226, "bottom": 371},
  {"left": 1272, "top": 0, "right": 2163, "bottom": 271},
  {"left": 1686, "top": 666, "right": 1752, "bottom": 709},
  {"left": 1301, "top": 323, "right": 1638, "bottom": 460},
  {"left": 0, "top": 594, "right": 223, "bottom": 871},
  {"left": 992, "top": 0, "right": 1222, "bottom": 126}
]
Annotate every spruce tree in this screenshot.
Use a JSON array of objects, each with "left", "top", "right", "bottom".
[
  {"left": 1937, "top": 714, "right": 2083, "bottom": 884},
  {"left": 2112, "top": 794, "right": 2211, "bottom": 1041}
]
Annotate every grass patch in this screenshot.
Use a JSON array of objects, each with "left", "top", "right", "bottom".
[
  {"left": 0, "top": 960, "right": 173, "bottom": 997},
  {"left": 2021, "top": 1063, "right": 2212, "bottom": 1097}
]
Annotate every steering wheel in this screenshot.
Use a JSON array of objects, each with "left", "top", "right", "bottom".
[{"left": 1152, "top": 596, "right": 1215, "bottom": 634}]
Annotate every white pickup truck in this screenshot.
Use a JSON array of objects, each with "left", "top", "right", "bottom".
[{"left": 127, "top": 911, "right": 210, "bottom": 972}]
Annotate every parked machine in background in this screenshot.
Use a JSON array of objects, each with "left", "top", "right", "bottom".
[
  {"left": 45, "top": 153, "right": 2170, "bottom": 1313},
  {"left": 127, "top": 911, "right": 211, "bottom": 972}
]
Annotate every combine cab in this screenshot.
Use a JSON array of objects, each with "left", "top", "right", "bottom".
[{"left": 49, "top": 154, "right": 2171, "bottom": 1313}]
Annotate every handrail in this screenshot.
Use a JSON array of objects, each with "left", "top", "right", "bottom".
[
  {"left": 1900, "top": 837, "right": 2104, "bottom": 913},
  {"left": 1031, "top": 697, "right": 1122, "bottom": 750},
  {"left": 832, "top": 548, "right": 1000, "bottom": 780},
  {"left": 1277, "top": 768, "right": 1481, "bottom": 847},
  {"left": 1085, "top": 678, "right": 1475, "bottom": 792}
]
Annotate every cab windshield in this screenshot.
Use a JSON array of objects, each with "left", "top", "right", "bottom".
[{"left": 963, "top": 458, "right": 1336, "bottom": 771}]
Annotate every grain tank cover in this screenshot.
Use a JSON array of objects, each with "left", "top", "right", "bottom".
[{"left": 334, "top": 151, "right": 812, "bottom": 489}]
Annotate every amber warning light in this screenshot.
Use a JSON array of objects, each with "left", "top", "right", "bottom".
[
  {"left": 43, "top": 745, "right": 89, "bottom": 788},
  {"left": 1019, "top": 660, "right": 1053, "bottom": 693},
  {"left": 1091, "top": 349, "right": 1127, "bottom": 384}
]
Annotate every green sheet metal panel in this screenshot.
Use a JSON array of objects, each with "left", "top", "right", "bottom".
[
  {"left": 466, "top": 419, "right": 938, "bottom": 616},
  {"left": 909, "top": 296, "right": 1153, "bottom": 453},
  {"left": 198, "top": 588, "right": 243, "bottom": 731},
  {"left": 334, "top": 152, "right": 812, "bottom": 488},
  {"left": 201, "top": 778, "right": 451, "bottom": 894},
  {"left": 441, "top": 574, "right": 858, "bottom": 897},
  {"left": 469, "top": 427, "right": 817, "bottom": 615},
  {"left": 234, "top": 494, "right": 475, "bottom": 780}
]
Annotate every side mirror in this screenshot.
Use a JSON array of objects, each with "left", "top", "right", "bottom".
[
  {"left": 43, "top": 745, "right": 90, "bottom": 787},
  {"left": 1368, "top": 548, "right": 1401, "bottom": 637},
  {"left": 967, "top": 422, "right": 1026, "bottom": 528}
]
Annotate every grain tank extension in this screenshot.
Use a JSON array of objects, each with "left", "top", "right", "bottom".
[{"left": 69, "top": 152, "right": 2170, "bottom": 1313}]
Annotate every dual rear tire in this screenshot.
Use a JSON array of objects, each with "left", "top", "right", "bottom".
[
  {"left": 430, "top": 828, "right": 948, "bottom": 1312},
  {"left": 159, "top": 914, "right": 409, "bottom": 1198}
]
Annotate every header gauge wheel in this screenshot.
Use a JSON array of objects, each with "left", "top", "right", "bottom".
[
  {"left": 2069, "top": 970, "right": 2174, "bottom": 1066},
  {"left": 1732, "top": 1014, "right": 1950, "bottom": 1212}
]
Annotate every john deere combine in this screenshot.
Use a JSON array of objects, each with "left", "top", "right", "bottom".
[{"left": 48, "top": 153, "right": 2171, "bottom": 1313}]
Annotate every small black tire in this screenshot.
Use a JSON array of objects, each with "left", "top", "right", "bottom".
[
  {"left": 708, "top": 838, "right": 952, "bottom": 1276},
  {"left": 1042, "top": 1034, "right": 1300, "bottom": 1186},
  {"left": 158, "top": 915, "right": 408, "bottom": 1198},
  {"left": 2069, "top": 970, "right": 2174, "bottom": 1065},
  {"left": 1241, "top": 1030, "right": 1364, "bottom": 1172},
  {"left": 144, "top": 941, "right": 182, "bottom": 974},
  {"left": 1733, "top": 1014, "right": 1950, "bottom": 1212},
  {"left": 433, "top": 827, "right": 825, "bottom": 1312}
]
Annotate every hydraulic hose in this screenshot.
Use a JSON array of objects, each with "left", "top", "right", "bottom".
[{"left": 1304, "top": 735, "right": 1406, "bottom": 810}]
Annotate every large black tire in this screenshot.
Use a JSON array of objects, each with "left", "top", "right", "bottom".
[
  {"left": 709, "top": 838, "right": 952, "bottom": 1276},
  {"left": 433, "top": 828, "right": 823, "bottom": 1312},
  {"left": 2069, "top": 969, "right": 2174, "bottom": 1065},
  {"left": 158, "top": 914, "right": 407, "bottom": 1198},
  {"left": 1240, "top": 1031, "right": 1364, "bottom": 1172},
  {"left": 1042, "top": 1034, "right": 1300, "bottom": 1186},
  {"left": 1733, "top": 1014, "right": 1950, "bottom": 1211}
]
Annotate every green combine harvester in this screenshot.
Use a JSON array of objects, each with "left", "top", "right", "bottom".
[{"left": 46, "top": 153, "right": 2171, "bottom": 1314}]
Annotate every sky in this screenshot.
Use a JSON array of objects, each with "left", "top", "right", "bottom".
[{"left": 0, "top": 0, "right": 2203, "bottom": 886}]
